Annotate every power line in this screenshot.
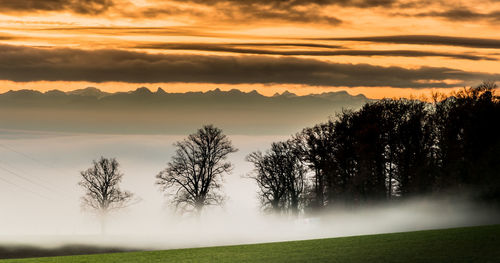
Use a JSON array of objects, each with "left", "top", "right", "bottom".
[
  {"left": 0, "top": 160, "right": 75, "bottom": 196},
  {"left": 0, "top": 143, "right": 60, "bottom": 171},
  {"left": 0, "top": 175, "right": 54, "bottom": 201},
  {"left": 0, "top": 164, "right": 71, "bottom": 198},
  {"left": 0, "top": 142, "right": 77, "bottom": 197}
]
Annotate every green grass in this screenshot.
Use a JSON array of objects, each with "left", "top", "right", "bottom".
[{"left": 3, "top": 224, "right": 500, "bottom": 263}]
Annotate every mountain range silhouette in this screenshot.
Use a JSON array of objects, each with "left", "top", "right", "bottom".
[{"left": 0, "top": 88, "right": 369, "bottom": 135}]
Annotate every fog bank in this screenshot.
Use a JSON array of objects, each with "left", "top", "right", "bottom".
[{"left": 0, "top": 131, "right": 498, "bottom": 250}]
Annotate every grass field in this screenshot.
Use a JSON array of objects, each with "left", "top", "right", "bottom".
[{"left": 3, "top": 224, "right": 499, "bottom": 263}]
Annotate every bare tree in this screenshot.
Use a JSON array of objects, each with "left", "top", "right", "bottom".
[
  {"left": 294, "top": 121, "right": 336, "bottom": 210},
  {"left": 156, "top": 125, "right": 237, "bottom": 215},
  {"left": 246, "top": 150, "right": 287, "bottom": 212},
  {"left": 79, "top": 156, "right": 134, "bottom": 234},
  {"left": 247, "top": 141, "right": 307, "bottom": 215}
]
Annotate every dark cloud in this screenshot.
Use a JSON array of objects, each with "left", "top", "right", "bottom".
[
  {"left": 138, "top": 1, "right": 343, "bottom": 25},
  {"left": 231, "top": 43, "right": 345, "bottom": 49},
  {"left": 0, "top": 35, "right": 14, "bottom": 40},
  {"left": 0, "top": 0, "right": 344, "bottom": 23},
  {"left": 0, "top": 0, "right": 67, "bottom": 12},
  {"left": 71, "top": 0, "right": 114, "bottom": 14},
  {"left": 0, "top": 0, "right": 392, "bottom": 23},
  {"left": 0, "top": 44, "right": 497, "bottom": 88},
  {"left": 136, "top": 43, "right": 495, "bottom": 60},
  {"left": 172, "top": 0, "right": 396, "bottom": 8},
  {"left": 137, "top": 42, "right": 346, "bottom": 51},
  {"left": 0, "top": 0, "right": 114, "bottom": 14},
  {"left": 323, "top": 35, "right": 500, "bottom": 49},
  {"left": 232, "top": 6, "right": 342, "bottom": 25},
  {"left": 412, "top": 9, "right": 500, "bottom": 22}
]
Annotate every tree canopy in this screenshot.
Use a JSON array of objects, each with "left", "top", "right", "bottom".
[
  {"left": 248, "top": 82, "right": 500, "bottom": 214},
  {"left": 156, "top": 125, "right": 237, "bottom": 214}
]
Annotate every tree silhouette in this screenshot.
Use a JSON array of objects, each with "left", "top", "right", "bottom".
[
  {"left": 247, "top": 140, "right": 307, "bottom": 215},
  {"left": 246, "top": 150, "right": 287, "bottom": 212},
  {"left": 264, "top": 81, "right": 500, "bottom": 209},
  {"left": 294, "top": 121, "right": 335, "bottom": 209},
  {"left": 156, "top": 125, "right": 237, "bottom": 215},
  {"left": 78, "top": 157, "right": 134, "bottom": 234},
  {"left": 433, "top": 82, "right": 500, "bottom": 200}
]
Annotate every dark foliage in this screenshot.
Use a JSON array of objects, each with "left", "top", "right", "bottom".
[
  {"left": 247, "top": 140, "right": 307, "bottom": 215},
  {"left": 249, "top": 82, "right": 500, "bottom": 213},
  {"left": 432, "top": 82, "right": 500, "bottom": 201}
]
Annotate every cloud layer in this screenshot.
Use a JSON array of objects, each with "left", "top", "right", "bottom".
[
  {"left": 137, "top": 43, "right": 495, "bottom": 60},
  {"left": 328, "top": 35, "right": 500, "bottom": 49},
  {"left": 0, "top": 0, "right": 114, "bottom": 14},
  {"left": 2, "top": 0, "right": 500, "bottom": 27},
  {"left": 0, "top": 45, "right": 497, "bottom": 88}
]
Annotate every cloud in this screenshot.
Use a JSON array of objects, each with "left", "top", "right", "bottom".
[
  {"left": 412, "top": 9, "right": 500, "bottom": 22},
  {"left": 171, "top": 0, "right": 397, "bottom": 8},
  {"left": 71, "top": 0, "right": 114, "bottom": 14},
  {"left": 0, "top": 0, "right": 67, "bottom": 12},
  {"left": 232, "top": 5, "right": 342, "bottom": 25},
  {"left": 0, "top": 0, "right": 114, "bottom": 14},
  {"left": 0, "top": 0, "right": 352, "bottom": 23},
  {"left": 0, "top": 35, "right": 14, "bottom": 40},
  {"left": 323, "top": 35, "right": 500, "bottom": 49},
  {"left": 133, "top": 1, "right": 343, "bottom": 25},
  {"left": 229, "top": 43, "right": 345, "bottom": 49},
  {"left": 136, "top": 43, "right": 495, "bottom": 60},
  {"left": 0, "top": 44, "right": 497, "bottom": 88}
]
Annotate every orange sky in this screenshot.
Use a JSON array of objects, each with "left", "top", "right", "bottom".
[
  {"left": 0, "top": 80, "right": 466, "bottom": 99},
  {"left": 0, "top": 0, "right": 499, "bottom": 99}
]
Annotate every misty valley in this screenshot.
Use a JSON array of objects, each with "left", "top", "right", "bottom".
[
  {"left": 0, "top": 84, "right": 499, "bottom": 261},
  {"left": 1, "top": 0, "right": 500, "bottom": 261}
]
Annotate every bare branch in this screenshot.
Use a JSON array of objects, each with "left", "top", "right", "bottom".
[{"left": 156, "top": 125, "right": 237, "bottom": 215}]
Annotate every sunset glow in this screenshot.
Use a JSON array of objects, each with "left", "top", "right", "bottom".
[{"left": 0, "top": 0, "right": 499, "bottom": 98}]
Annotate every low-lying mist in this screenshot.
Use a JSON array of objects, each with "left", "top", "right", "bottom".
[
  {"left": 2, "top": 198, "right": 498, "bottom": 251},
  {"left": 0, "top": 131, "right": 498, "bottom": 251}
]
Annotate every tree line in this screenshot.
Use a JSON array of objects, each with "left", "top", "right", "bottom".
[
  {"left": 78, "top": 82, "right": 499, "bottom": 230},
  {"left": 247, "top": 82, "right": 500, "bottom": 214}
]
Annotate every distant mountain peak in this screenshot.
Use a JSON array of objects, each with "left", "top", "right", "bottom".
[
  {"left": 228, "top": 89, "right": 243, "bottom": 94},
  {"left": 274, "top": 90, "right": 297, "bottom": 98},
  {"left": 0, "top": 87, "right": 370, "bottom": 102},
  {"left": 45, "top": 89, "right": 66, "bottom": 96},
  {"left": 4, "top": 89, "right": 43, "bottom": 96},
  {"left": 67, "top": 87, "right": 109, "bottom": 98},
  {"left": 132, "top": 87, "right": 153, "bottom": 94},
  {"left": 248, "top": 90, "right": 261, "bottom": 96},
  {"left": 156, "top": 87, "right": 167, "bottom": 94},
  {"left": 0, "top": 87, "right": 370, "bottom": 135}
]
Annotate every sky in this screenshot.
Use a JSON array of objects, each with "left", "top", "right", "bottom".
[{"left": 0, "top": 0, "right": 499, "bottom": 98}]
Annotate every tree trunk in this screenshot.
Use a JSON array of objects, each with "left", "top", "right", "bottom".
[
  {"left": 291, "top": 195, "right": 299, "bottom": 217},
  {"left": 271, "top": 198, "right": 280, "bottom": 213},
  {"left": 99, "top": 212, "right": 108, "bottom": 235},
  {"left": 194, "top": 201, "right": 204, "bottom": 218},
  {"left": 316, "top": 168, "right": 324, "bottom": 209}
]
